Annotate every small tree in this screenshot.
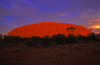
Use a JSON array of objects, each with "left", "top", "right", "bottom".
[
  {"left": 41, "top": 35, "right": 51, "bottom": 47},
  {"left": 87, "top": 33, "right": 96, "bottom": 40},
  {"left": 25, "top": 36, "right": 42, "bottom": 47},
  {"left": 14, "top": 36, "right": 21, "bottom": 41},
  {"left": 0, "top": 34, "right": 2, "bottom": 40},
  {"left": 0, "top": 34, "right": 2, "bottom": 41},
  {"left": 76, "top": 35, "right": 86, "bottom": 40},
  {"left": 66, "top": 34, "right": 77, "bottom": 44},
  {"left": 51, "top": 34, "right": 66, "bottom": 45},
  {"left": 96, "top": 34, "right": 100, "bottom": 41},
  {"left": 3, "top": 35, "right": 15, "bottom": 43}
]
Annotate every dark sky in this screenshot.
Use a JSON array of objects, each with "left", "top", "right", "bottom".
[{"left": 0, "top": 0, "right": 100, "bottom": 35}]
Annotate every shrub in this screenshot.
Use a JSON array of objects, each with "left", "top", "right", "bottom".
[
  {"left": 96, "top": 34, "right": 100, "bottom": 41},
  {"left": 14, "top": 36, "right": 21, "bottom": 41},
  {"left": 41, "top": 35, "right": 51, "bottom": 47},
  {"left": 51, "top": 34, "right": 66, "bottom": 45},
  {"left": 25, "top": 36, "right": 42, "bottom": 47},
  {"left": 0, "top": 34, "right": 2, "bottom": 40},
  {"left": 10, "top": 40, "right": 20, "bottom": 44},
  {"left": 30, "top": 36, "right": 42, "bottom": 42},
  {"left": 3, "top": 35, "right": 15, "bottom": 43},
  {"left": 0, "top": 34, "right": 3, "bottom": 43},
  {"left": 66, "top": 34, "right": 77, "bottom": 44},
  {"left": 25, "top": 38, "right": 36, "bottom": 47},
  {"left": 87, "top": 33, "right": 96, "bottom": 40},
  {"left": 3, "top": 35, "right": 21, "bottom": 44},
  {"left": 20, "top": 37, "right": 29, "bottom": 42}
]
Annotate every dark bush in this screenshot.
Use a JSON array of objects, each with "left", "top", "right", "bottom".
[
  {"left": 87, "top": 33, "right": 96, "bottom": 40},
  {"left": 20, "top": 37, "right": 29, "bottom": 42},
  {"left": 3, "top": 35, "right": 15, "bottom": 43},
  {"left": 3, "top": 35, "right": 22, "bottom": 44},
  {"left": 10, "top": 40, "right": 20, "bottom": 44},
  {"left": 0, "top": 34, "right": 3, "bottom": 43},
  {"left": 66, "top": 34, "right": 77, "bottom": 44},
  {"left": 25, "top": 36, "right": 42, "bottom": 47},
  {"left": 0, "top": 34, "right": 2, "bottom": 40},
  {"left": 76, "top": 35, "right": 86, "bottom": 40},
  {"left": 25, "top": 39, "right": 36, "bottom": 47},
  {"left": 96, "top": 34, "right": 100, "bottom": 41},
  {"left": 41, "top": 35, "right": 51, "bottom": 46},
  {"left": 14, "top": 36, "right": 21, "bottom": 41},
  {"left": 51, "top": 34, "right": 66, "bottom": 45},
  {"left": 30, "top": 36, "right": 42, "bottom": 42},
  {"left": 1, "top": 32, "right": 100, "bottom": 48}
]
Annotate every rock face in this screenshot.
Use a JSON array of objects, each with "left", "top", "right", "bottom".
[{"left": 7, "top": 22, "right": 92, "bottom": 37}]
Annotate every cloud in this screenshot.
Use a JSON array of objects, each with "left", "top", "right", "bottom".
[
  {"left": 81, "top": 14, "right": 88, "bottom": 18},
  {"left": 0, "top": 0, "right": 100, "bottom": 35},
  {"left": 88, "top": 23, "right": 93, "bottom": 24},
  {"left": 88, "top": 24, "right": 100, "bottom": 29},
  {"left": 99, "top": 10, "right": 100, "bottom": 13},
  {"left": 95, "top": 32, "right": 100, "bottom": 34},
  {"left": 59, "top": 13, "right": 67, "bottom": 16},
  {"left": 87, "top": 9, "right": 95, "bottom": 12},
  {"left": 11, "top": 4, "right": 19, "bottom": 8},
  {"left": 91, "top": 19, "right": 100, "bottom": 22},
  {"left": 89, "top": 28, "right": 100, "bottom": 34}
]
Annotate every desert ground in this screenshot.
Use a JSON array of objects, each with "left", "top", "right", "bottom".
[{"left": 0, "top": 41, "right": 100, "bottom": 65}]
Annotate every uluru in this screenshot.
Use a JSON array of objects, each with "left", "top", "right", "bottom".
[{"left": 7, "top": 22, "right": 92, "bottom": 37}]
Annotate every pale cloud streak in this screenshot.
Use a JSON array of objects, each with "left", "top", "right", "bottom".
[
  {"left": 87, "top": 9, "right": 95, "bottom": 12},
  {"left": 88, "top": 23, "right": 93, "bottom": 24},
  {"left": 91, "top": 19, "right": 100, "bottom": 22},
  {"left": 59, "top": 13, "right": 67, "bottom": 16},
  {"left": 11, "top": 4, "right": 19, "bottom": 8}
]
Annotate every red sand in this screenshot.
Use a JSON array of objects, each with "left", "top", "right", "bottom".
[
  {"left": 0, "top": 42, "right": 100, "bottom": 65},
  {"left": 7, "top": 22, "right": 92, "bottom": 37}
]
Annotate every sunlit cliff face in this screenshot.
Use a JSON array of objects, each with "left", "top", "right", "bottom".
[{"left": 7, "top": 22, "right": 92, "bottom": 37}]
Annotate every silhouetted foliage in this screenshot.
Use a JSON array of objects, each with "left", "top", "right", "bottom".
[
  {"left": 1, "top": 32, "right": 100, "bottom": 48},
  {"left": 0, "top": 34, "right": 3, "bottom": 43},
  {"left": 0, "top": 34, "right": 2, "bottom": 40},
  {"left": 3, "top": 35, "right": 15, "bottom": 43},
  {"left": 76, "top": 34, "right": 88, "bottom": 40},
  {"left": 66, "top": 34, "right": 77, "bottom": 44},
  {"left": 51, "top": 34, "right": 66, "bottom": 45},
  {"left": 20, "top": 37, "right": 29, "bottom": 42},
  {"left": 96, "top": 34, "right": 100, "bottom": 41},
  {"left": 31, "top": 36, "right": 42, "bottom": 42},
  {"left": 25, "top": 38, "right": 36, "bottom": 47},
  {"left": 3, "top": 35, "right": 22, "bottom": 44},
  {"left": 25, "top": 36, "right": 42, "bottom": 47},
  {"left": 14, "top": 36, "right": 21, "bottom": 41},
  {"left": 42, "top": 36, "right": 51, "bottom": 46},
  {"left": 87, "top": 33, "right": 96, "bottom": 40},
  {"left": 76, "top": 35, "right": 83, "bottom": 40}
]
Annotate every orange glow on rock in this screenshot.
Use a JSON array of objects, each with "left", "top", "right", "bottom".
[{"left": 7, "top": 22, "right": 92, "bottom": 37}]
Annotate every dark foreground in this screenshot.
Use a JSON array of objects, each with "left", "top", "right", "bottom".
[{"left": 0, "top": 41, "right": 100, "bottom": 65}]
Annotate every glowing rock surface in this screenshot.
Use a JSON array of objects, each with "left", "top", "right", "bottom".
[{"left": 7, "top": 22, "right": 92, "bottom": 37}]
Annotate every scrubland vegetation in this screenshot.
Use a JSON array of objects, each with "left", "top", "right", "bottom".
[
  {"left": 1, "top": 33, "right": 100, "bottom": 65},
  {"left": 0, "top": 33, "right": 100, "bottom": 48}
]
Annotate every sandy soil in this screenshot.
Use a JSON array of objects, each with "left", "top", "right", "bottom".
[{"left": 0, "top": 42, "right": 100, "bottom": 65}]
